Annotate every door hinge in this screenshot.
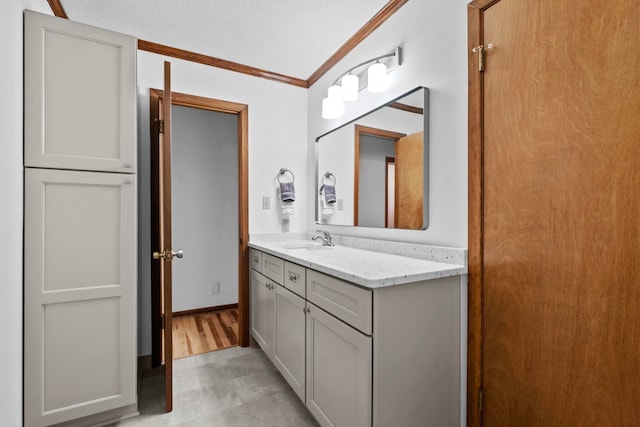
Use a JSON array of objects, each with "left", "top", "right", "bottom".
[
  {"left": 478, "top": 388, "right": 484, "bottom": 412},
  {"left": 158, "top": 119, "right": 165, "bottom": 134},
  {"left": 472, "top": 44, "right": 493, "bottom": 72},
  {"left": 161, "top": 314, "right": 165, "bottom": 330}
]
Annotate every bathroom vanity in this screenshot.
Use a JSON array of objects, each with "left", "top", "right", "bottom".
[{"left": 248, "top": 235, "right": 466, "bottom": 427}]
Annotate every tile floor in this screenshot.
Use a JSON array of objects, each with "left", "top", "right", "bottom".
[{"left": 112, "top": 344, "right": 318, "bottom": 427}]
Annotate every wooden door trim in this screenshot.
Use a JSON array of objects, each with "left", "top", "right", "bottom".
[
  {"left": 384, "top": 156, "right": 395, "bottom": 228},
  {"left": 149, "top": 88, "right": 250, "bottom": 365},
  {"left": 353, "top": 125, "right": 406, "bottom": 226},
  {"left": 467, "top": 1, "right": 500, "bottom": 426}
]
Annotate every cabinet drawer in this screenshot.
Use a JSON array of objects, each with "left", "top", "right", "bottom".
[
  {"left": 250, "top": 249, "right": 262, "bottom": 272},
  {"left": 262, "top": 253, "right": 284, "bottom": 285},
  {"left": 284, "top": 262, "right": 306, "bottom": 298},
  {"left": 306, "top": 270, "right": 372, "bottom": 335}
]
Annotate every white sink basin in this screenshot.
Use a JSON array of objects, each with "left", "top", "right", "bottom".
[{"left": 283, "top": 243, "right": 333, "bottom": 251}]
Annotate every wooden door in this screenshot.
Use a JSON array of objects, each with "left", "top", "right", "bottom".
[
  {"left": 395, "top": 131, "right": 424, "bottom": 229},
  {"left": 151, "top": 61, "right": 175, "bottom": 412},
  {"left": 468, "top": 0, "right": 640, "bottom": 425}
]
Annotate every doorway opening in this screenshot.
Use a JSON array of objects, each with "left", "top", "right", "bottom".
[
  {"left": 353, "top": 125, "right": 405, "bottom": 227},
  {"left": 149, "top": 89, "right": 249, "bottom": 367}
]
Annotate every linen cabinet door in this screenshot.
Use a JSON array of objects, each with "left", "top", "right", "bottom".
[
  {"left": 273, "top": 285, "right": 306, "bottom": 401},
  {"left": 306, "top": 304, "right": 372, "bottom": 427},
  {"left": 24, "top": 11, "right": 136, "bottom": 173},
  {"left": 24, "top": 168, "right": 136, "bottom": 427},
  {"left": 250, "top": 270, "right": 274, "bottom": 357}
]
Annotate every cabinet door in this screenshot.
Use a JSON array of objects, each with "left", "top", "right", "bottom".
[
  {"left": 273, "top": 285, "right": 306, "bottom": 402},
  {"left": 24, "top": 168, "right": 136, "bottom": 427},
  {"left": 250, "top": 270, "right": 274, "bottom": 357},
  {"left": 306, "top": 304, "right": 372, "bottom": 427},
  {"left": 24, "top": 11, "right": 136, "bottom": 173}
]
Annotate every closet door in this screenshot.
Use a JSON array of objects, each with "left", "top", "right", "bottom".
[
  {"left": 24, "top": 169, "right": 137, "bottom": 427},
  {"left": 24, "top": 11, "right": 136, "bottom": 172},
  {"left": 468, "top": 0, "right": 640, "bottom": 425}
]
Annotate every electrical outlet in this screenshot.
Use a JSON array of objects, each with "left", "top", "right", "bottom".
[
  {"left": 282, "top": 218, "right": 290, "bottom": 233},
  {"left": 262, "top": 196, "right": 270, "bottom": 209},
  {"left": 337, "top": 199, "right": 344, "bottom": 210},
  {"left": 210, "top": 282, "right": 220, "bottom": 295}
]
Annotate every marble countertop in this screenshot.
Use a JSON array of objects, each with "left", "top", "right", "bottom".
[{"left": 248, "top": 238, "right": 466, "bottom": 289}]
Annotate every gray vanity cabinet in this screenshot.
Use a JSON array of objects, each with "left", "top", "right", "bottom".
[
  {"left": 273, "top": 285, "right": 306, "bottom": 401},
  {"left": 306, "top": 302, "right": 372, "bottom": 427},
  {"left": 249, "top": 251, "right": 306, "bottom": 402},
  {"left": 305, "top": 269, "right": 373, "bottom": 427},
  {"left": 249, "top": 248, "right": 461, "bottom": 427},
  {"left": 249, "top": 269, "right": 274, "bottom": 356}
]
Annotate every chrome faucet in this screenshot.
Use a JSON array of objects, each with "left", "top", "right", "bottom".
[{"left": 312, "top": 230, "right": 335, "bottom": 247}]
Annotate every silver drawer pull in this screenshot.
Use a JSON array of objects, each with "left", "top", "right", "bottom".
[{"left": 289, "top": 272, "right": 298, "bottom": 282}]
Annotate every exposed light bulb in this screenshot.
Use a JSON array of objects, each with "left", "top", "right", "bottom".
[
  {"left": 367, "top": 62, "right": 388, "bottom": 93},
  {"left": 341, "top": 74, "right": 359, "bottom": 102}
]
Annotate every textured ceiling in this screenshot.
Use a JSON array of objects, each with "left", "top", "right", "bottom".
[{"left": 60, "top": 0, "right": 390, "bottom": 79}]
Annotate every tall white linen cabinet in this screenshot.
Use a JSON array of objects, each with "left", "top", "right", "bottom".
[{"left": 23, "top": 11, "right": 138, "bottom": 427}]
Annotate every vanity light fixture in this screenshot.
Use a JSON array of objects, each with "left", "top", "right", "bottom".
[
  {"left": 341, "top": 74, "right": 359, "bottom": 102},
  {"left": 367, "top": 61, "right": 388, "bottom": 93},
  {"left": 322, "top": 84, "right": 344, "bottom": 119},
  {"left": 321, "top": 46, "right": 402, "bottom": 119}
]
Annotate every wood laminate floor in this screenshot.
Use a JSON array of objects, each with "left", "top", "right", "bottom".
[{"left": 172, "top": 308, "right": 239, "bottom": 359}]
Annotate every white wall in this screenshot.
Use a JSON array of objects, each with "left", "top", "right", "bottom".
[
  {"left": 1, "top": 2, "right": 53, "bottom": 424},
  {"left": 137, "top": 51, "right": 308, "bottom": 355},
  {"left": 172, "top": 105, "right": 239, "bottom": 311},
  {"left": 308, "top": 0, "right": 469, "bottom": 248}
]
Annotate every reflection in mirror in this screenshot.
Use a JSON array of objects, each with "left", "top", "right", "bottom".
[{"left": 315, "top": 86, "right": 429, "bottom": 229}]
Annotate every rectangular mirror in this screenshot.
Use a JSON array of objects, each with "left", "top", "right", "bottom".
[{"left": 315, "top": 86, "right": 429, "bottom": 229}]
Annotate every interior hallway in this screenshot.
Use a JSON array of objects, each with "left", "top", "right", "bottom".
[
  {"left": 113, "top": 344, "right": 318, "bottom": 427},
  {"left": 172, "top": 308, "right": 239, "bottom": 359}
]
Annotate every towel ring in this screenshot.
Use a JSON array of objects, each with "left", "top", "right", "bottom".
[
  {"left": 322, "top": 172, "right": 336, "bottom": 186},
  {"left": 278, "top": 168, "right": 295, "bottom": 183}
]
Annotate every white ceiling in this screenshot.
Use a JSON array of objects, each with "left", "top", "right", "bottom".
[{"left": 60, "top": 0, "right": 391, "bottom": 79}]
